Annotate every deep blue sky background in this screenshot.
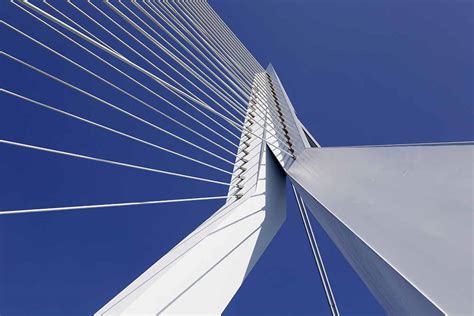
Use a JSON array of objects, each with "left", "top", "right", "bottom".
[{"left": 1, "top": 0, "right": 472, "bottom": 315}]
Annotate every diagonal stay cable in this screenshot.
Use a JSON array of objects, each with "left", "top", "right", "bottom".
[
  {"left": 137, "top": 0, "right": 251, "bottom": 111},
  {"left": 146, "top": 0, "right": 252, "bottom": 98},
  {"left": 42, "top": 0, "right": 116, "bottom": 53},
  {"left": 115, "top": 1, "right": 251, "bottom": 114},
  {"left": 2, "top": 88, "right": 233, "bottom": 176},
  {"left": 13, "top": 1, "right": 292, "bottom": 147},
  {"left": 188, "top": 0, "right": 260, "bottom": 81},
  {"left": 147, "top": 0, "right": 253, "bottom": 96},
  {"left": 189, "top": 0, "right": 263, "bottom": 76},
  {"left": 1, "top": 52, "right": 235, "bottom": 166},
  {"left": 5, "top": 6, "right": 292, "bottom": 156},
  {"left": 198, "top": 1, "right": 264, "bottom": 73},
  {"left": 191, "top": 1, "right": 263, "bottom": 76},
  {"left": 170, "top": 0, "right": 254, "bottom": 89},
  {"left": 70, "top": 0, "right": 245, "bottom": 126},
  {"left": 83, "top": 1, "right": 241, "bottom": 140},
  {"left": 17, "top": 1, "right": 244, "bottom": 139},
  {"left": 0, "top": 139, "right": 231, "bottom": 186},
  {"left": 117, "top": 1, "right": 293, "bottom": 147},
  {"left": 0, "top": 20, "right": 240, "bottom": 149},
  {"left": 9, "top": 1, "right": 295, "bottom": 157},
  {"left": 1, "top": 21, "right": 239, "bottom": 156},
  {"left": 0, "top": 196, "right": 228, "bottom": 216},
  {"left": 144, "top": 1, "right": 293, "bottom": 143}
]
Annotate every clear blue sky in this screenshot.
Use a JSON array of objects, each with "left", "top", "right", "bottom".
[{"left": 1, "top": 0, "right": 472, "bottom": 315}]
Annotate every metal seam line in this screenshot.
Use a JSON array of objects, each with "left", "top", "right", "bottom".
[
  {"left": 0, "top": 196, "right": 228, "bottom": 216},
  {"left": 0, "top": 139, "right": 231, "bottom": 186},
  {"left": 1, "top": 21, "right": 240, "bottom": 152},
  {"left": 2, "top": 88, "right": 234, "bottom": 176},
  {"left": 292, "top": 185, "right": 340, "bottom": 316}
]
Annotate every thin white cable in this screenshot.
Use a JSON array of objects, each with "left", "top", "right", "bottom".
[
  {"left": 133, "top": 0, "right": 251, "bottom": 113},
  {"left": 0, "top": 196, "right": 228, "bottom": 216},
  {"left": 1, "top": 21, "right": 240, "bottom": 154},
  {"left": 144, "top": 2, "right": 284, "bottom": 128},
  {"left": 171, "top": 0, "right": 254, "bottom": 88},
  {"left": 85, "top": 0, "right": 243, "bottom": 139},
  {"left": 2, "top": 88, "right": 233, "bottom": 175},
  {"left": 85, "top": 0, "right": 246, "bottom": 126},
  {"left": 0, "top": 139, "right": 231, "bottom": 186},
  {"left": 120, "top": 1, "right": 286, "bottom": 143},
  {"left": 1, "top": 13, "right": 241, "bottom": 147},
  {"left": 9, "top": 1, "right": 295, "bottom": 156},
  {"left": 1, "top": 52, "right": 235, "bottom": 166},
  {"left": 152, "top": 0, "right": 253, "bottom": 97},
  {"left": 162, "top": 0, "right": 254, "bottom": 95},
  {"left": 139, "top": 0, "right": 251, "bottom": 107},
  {"left": 292, "top": 185, "right": 340, "bottom": 316},
  {"left": 18, "top": 1, "right": 244, "bottom": 139},
  {"left": 124, "top": 2, "right": 275, "bottom": 139},
  {"left": 198, "top": 1, "right": 264, "bottom": 73},
  {"left": 110, "top": 1, "right": 247, "bottom": 125},
  {"left": 191, "top": 1, "right": 262, "bottom": 76},
  {"left": 89, "top": 2, "right": 285, "bottom": 143},
  {"left": 42, "top": 0, "right": 115, "bottom": 53}
]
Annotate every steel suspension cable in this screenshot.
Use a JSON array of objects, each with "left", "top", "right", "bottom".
[
  {"left": 105, "top": 1, "right": 247, "bottom": 124},
  {"left": 17, "top": 1, "right": 244, "bottom": 139},
  {"left": 69, "top": 1, "right": 246, "bottom": 128},
  {"left": 0, "top": 139, "right": 230, "bottom": 186},
  {"left": 156, "top": 0, "right": 253, "bottom": 96},
  {"left": 1, "top": 53, "right": 235, "bottom": 166},
  {"left": 0, "top": 196, "right": 228, "bottom": 216},
  {"left": 193, "top": 1, "right": 263, "bottom": 76},
  {"left": 1, "top": 21, "right": 240, "bottom": 152},
  {"left": 172, "top": 1, "right": 255, "bottom": 87},
  {"left": 2, "top": 88, "right": 233, "bottom": 175},
  {"left": 135, "top": 1, "right": 251, "bottom": 111},
  {"left": 198, "top": 1, "right": 264, "bottom": 73},
  {"left": 3, "top": 8, "right": 242, "bottom": 146}
]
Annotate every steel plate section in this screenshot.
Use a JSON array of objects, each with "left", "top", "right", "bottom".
[{"left": 289, "top": 144, "right": 473, "bottom": 315}]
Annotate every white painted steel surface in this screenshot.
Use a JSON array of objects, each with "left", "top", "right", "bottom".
[
  {"left": 96, "top": 72, "right": 287, "bottom": 315},
  {"left": 288, "top": 144, "right": 474, "bottom": 315}
]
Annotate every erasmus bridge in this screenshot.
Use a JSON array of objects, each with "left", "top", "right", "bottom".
[{"left": 1, "top": 1, "right": 472, "bottom": 315}]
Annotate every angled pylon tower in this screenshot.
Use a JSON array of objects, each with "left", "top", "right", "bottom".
[
  {"left": 98, "top": 64, "right": 473, "bottom": 315},
  {"left": 5, "top": 1, "right": 469, "bottom": 315}
]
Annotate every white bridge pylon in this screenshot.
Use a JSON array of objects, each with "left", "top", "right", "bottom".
[
  {"left": 98, "top": 66, "right": 474, "bottom": 316},
  {"left": 8, "top": 1, "right": 469, "bottom": 314},
  {"left": 96, "top": 72, "right": 288, "bottom": 315}
]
